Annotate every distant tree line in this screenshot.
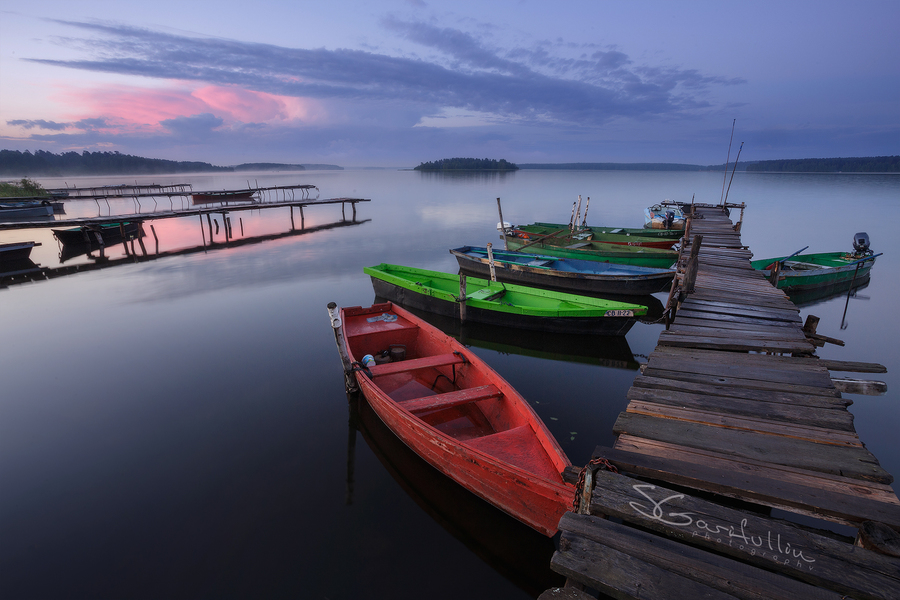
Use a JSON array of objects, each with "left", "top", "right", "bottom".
[
  {"left": 0, "top": 149, "right": 232, "bottom": 176},
  {"left": 519, "top": 162, "right": 704, "bottom": 171},
  {"left": 743, "top": 156, "right": 900, "bottom": 173},
  {"left": 415, "top": 158, "right": 518, "bottom": 171},
  {"left": 232, "top": 163, "right": 305, "bottom": 171}
]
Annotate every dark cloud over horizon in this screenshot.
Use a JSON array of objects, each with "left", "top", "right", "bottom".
[{"left": 27, "top": 18, "right": 744, "bottom": 128}]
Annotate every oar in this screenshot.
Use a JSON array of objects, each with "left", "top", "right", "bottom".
[
  {"left": 778, "top": 246, "right": 809, "bottom": 265},
  {"left": 841, "top": 253, "right": 881, "bottom": 329}
]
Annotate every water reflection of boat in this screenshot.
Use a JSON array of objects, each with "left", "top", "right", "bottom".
[
  {"left": 376, "top": 298, "right": 641, "bottom": 370},
  {"left": 351, "top": 393, "right": 563, "bottom": 597},
  {"left": 53, "top": 222, "right": 144, "bottom": 246},
  {"left": 53, "top": 222, "right": 145, "bottom": 263},
  {"left": 0, "top": 241, "right": 40, "bottom": 262},
  {"left": 339, "top": 302, "right": 573, "bottom": 536},
  {"left": 785, "top": 276, "right": 870, "bottom": 308}
]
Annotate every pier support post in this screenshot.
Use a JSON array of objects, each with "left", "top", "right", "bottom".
[
  {"left": 682, "top": 234, "right": 703, "bottom": 295},
  {"left": 150, "top": 224, "right": 159, "bottom": 254}
]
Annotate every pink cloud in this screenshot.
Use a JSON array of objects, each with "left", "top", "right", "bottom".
[{"left": 55, "top": 84, "right": 327, "bottom": 131}]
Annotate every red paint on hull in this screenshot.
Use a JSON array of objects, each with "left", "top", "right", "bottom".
[{"left": 341, "top": 302, "right": 573, "bottom": 536}]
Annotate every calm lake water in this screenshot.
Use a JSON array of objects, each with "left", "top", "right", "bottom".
[{"left": 1, "top": 169, "right": 898, "bottom": 599}]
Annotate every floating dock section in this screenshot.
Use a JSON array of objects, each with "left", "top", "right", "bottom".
[{"left": 544, "top": 203, "right": 899, "bottom": 600}]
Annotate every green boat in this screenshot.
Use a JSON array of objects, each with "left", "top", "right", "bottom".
[
  {"left": 750, "top": 233, "right": 878, "bottom": 293},
  {"left": 509, "top": 225, "right": 676, "bottom": 249},
  {"left": 526, "top": 221, "right": 683, "bottom": 241},
  {"left": 505, "top": 237, "right": 678, "bottom": 269},
  {"left": 364, "top": 263, "right": 647, "bottom": 336}
]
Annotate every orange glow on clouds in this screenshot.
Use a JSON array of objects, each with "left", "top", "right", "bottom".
[{"left": 57, "top": 84, "right": 327, "bottom": 132}]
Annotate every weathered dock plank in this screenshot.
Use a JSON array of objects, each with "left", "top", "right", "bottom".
[
  {"left": 612, "top": 412, "right": 892, "bottom": 483},
  {"left": 585, "top": 469, "right": 900, "bottom": 600},
  {"left": 547, "top": 203, "right": 900, "bottom": 599}
]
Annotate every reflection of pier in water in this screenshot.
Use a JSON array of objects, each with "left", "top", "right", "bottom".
[
  {"left": 0, "top": 217, "right": 369, "bottom": 288},
  {"left": 347, "top": 392, "right": 562, "bottom": 597}
]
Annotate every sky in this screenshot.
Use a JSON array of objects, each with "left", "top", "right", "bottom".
[{"left": 1, "top": 0, "right": 898, "bottom": 167}]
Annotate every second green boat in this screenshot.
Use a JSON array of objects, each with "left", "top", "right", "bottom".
[{"left": 505, "top": 237, "right": 678, "bottom": 269}]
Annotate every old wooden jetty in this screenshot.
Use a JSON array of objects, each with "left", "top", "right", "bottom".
[
  {"left": 544, "top": 203, "right": 900, "bottom": 600},
  {"left": 0, "top": 195, "right": 369, "bottom": 232}
]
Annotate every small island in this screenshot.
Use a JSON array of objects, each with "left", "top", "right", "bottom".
[{"left": 414, "top": 158, "right": 519, "bottom": 172}]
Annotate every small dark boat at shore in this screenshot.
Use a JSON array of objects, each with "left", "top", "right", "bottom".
[
  {"left": 0, "top": 201, "right": 54, "bottom": 220},
  {"left": 191, "top": 190, "right": 256, "bottom": 204}
]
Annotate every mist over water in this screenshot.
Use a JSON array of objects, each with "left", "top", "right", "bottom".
[{"left": 1, "top": 169, "right": 897, "bottom": 598}]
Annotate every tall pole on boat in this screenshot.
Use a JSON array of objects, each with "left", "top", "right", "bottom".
[
  {"left": 720, "top": 119, "right": 736, "bottom": 206},
  {"left": 581, "top": 197, "right": 590, "bottom": 228},
  {"left": 496, "top": 197, "right": 508, "bottom": 251},
  {"left": 486, "top": 242, "right": 497, "bottom": 282},
  {"left": 723, "top": 141, "right": 744, "bottom": 206},
  {"left": 574, "top": 195, "right": 583, "bottom": 232}
]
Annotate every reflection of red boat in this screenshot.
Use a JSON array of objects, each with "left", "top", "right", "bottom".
[
  {"left": 191, "top": 190, "right": 256, "bottom": 204},
  {"left": 339, "top": 301, "right": 573, "bottom": 536},
  {"left": 353, "top": 395, "right": 562, "bottom": 596}
]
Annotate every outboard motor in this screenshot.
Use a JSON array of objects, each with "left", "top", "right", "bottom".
[
  {"left": 664, "top": 210, "right": 675, "bottom": 229},
  {"left": 852, "top": 232, "right": 871, "bottom": 255}
]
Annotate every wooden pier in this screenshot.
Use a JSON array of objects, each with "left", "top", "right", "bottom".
[
  {"left": 0, "top": 196, "right": 369, "bottom": 232},
  {"left": 545, "top": 204, "right": 899, "bottom": 600}
]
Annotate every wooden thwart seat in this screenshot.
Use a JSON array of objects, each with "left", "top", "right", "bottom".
[
  {"left": 367, "top": 353, "right": 465, "bottom": 377},
  {"left": 466, "top": 287, "right": 506, "bottom": 302},
  {"left": 401, "top": 384, "right": 501, "bottom": 413}
]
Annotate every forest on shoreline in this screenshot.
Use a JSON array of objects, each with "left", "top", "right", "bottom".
[
  {"left": 0, "top": 150, "right": 341, "bottom": 176},
  {"left": 2, "top": 149, "right": 897, "bottom": 176}
]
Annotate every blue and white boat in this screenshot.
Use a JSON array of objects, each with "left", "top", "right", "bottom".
[{"left": 450, "top": 246, "right": 675, "bottom": 296}]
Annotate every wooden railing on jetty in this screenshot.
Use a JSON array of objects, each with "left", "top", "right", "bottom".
[
  {"left": 542, "top": 203, "right": 900, "bottom": 600},
  {"left": 46, "top": 182, "right": 318, "bottom": 201}
]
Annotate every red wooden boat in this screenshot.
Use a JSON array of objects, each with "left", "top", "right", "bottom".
[{"left": 338, "top": 301, "right": 574, "bottom": 536}]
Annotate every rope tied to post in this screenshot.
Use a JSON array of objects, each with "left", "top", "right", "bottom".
[{"left": 572, "top": 457, "right": 618, "bottom": 513}]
